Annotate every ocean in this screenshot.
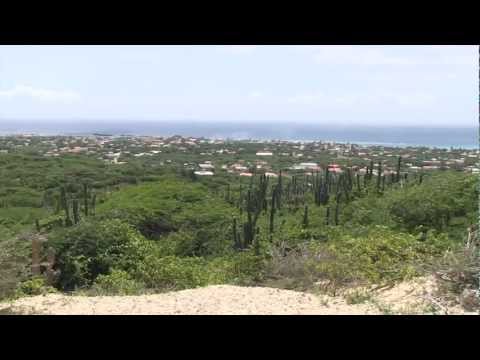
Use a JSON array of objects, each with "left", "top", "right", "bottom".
[{"left": 0, "top": 120, "right": 477, "bottom": 149}]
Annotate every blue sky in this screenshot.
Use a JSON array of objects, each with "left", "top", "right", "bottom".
[{"left": 0, "top": 45, "right": 477, "bottom": 127}]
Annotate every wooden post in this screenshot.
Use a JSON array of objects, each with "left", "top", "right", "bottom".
[
  {"left": 45, "top": 247, "right": 56, "bottom": 285},
  {"left": 31, "top": 235, "right": 41, "bottom": 276}
]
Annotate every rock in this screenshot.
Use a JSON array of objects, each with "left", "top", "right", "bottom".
[{"left": 459, "top": 289, "right": 480, "bottom": 311}]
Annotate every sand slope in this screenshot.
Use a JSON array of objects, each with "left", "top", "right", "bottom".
[
  {"left": 0, "top": 286, "right": 375, "bottom": 315},
  {"left": 1, "top": 277, "right": 475, "bottom": 315}
]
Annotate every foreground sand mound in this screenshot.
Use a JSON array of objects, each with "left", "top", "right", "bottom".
[
  {"left": 1, "top": 285, "right": 376, "bottom": 315},
  {"left": 1, "top": 278, "right": 475, "bottom": 315}
]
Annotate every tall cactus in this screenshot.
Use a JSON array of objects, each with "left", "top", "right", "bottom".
[
  {"left": 91, "top": 192, "right": 96, "bottom": 216},
  {"left": 269, "top": 188, "right": 276, "bottom": 234},
  {"left": 342, "top": 174, "right": 351, "bottom": 202},
  {"left": 276, "top": 170, "right": 283, "bottom": 210},
  {"left": 60, "top": 186, "right": 66, "bottom": 209},
  {"left": 241, "top": 174, "right": 269, "bottom": 248},
  {"left": 54, "top": 194, "right": 61, "bottom": 214},
  {"left": 254, "top": 227, "right": 261, "bottom": 256},
  {"left": 60, "top": 187, "right": 72, "bottom": 227},
  {"left": 242, "top": 220, "right": 251, "bottom": 248},
  {"left": 225, "top": 183, "right": 231, "bottom": 203},
  {"left": 83, "top": 183, "right": 89, "bottom": 216},
  {"left": 313, "top": 169, "right": 329, "bottom": 206},
  {"left": 376, "top": 160, "right": 382, "bottom": 192},
  {"left": 325, "top": 165, "right": 330, "bottom": 181},
  {"left": 396, "top": 156, "right": 402, "bottom": 182},
  {"left": 232, "top": 217, "right": 240, "bottom": 249},
  {"left": 238, "top": 184, "right": 243, "bottom": 209},
  {"left": 302, "top": 204, "right": 309, "bottom": 228},
  {"left": 334, "top": 194, "right": 341, "bottom": 226},
  {"left": 346, "top": 167, "right": 353, "bottom": 192},
  {"left": 72, "top": 197, "right": 80, "bottom": 225}
]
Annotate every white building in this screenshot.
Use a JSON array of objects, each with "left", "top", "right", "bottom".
[
  {"left": 194, "top": 171, "right": 214, "bottom": 176},
  {"left": 297, "top": 162, "right": 321, "bottom": 171}
]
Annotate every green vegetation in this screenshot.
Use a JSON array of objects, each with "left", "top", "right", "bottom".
[
  {"left": 344, "top": 289, "right": 373, "bottom": 305},
  {"left": 14, "top": 277, "right": 57, "bottom": 297},
  {"left": 0, "top": 138, "right": 478, "bottom": 312}
]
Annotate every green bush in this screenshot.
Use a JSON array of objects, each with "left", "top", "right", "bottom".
[
  {"left": 49, "top": 213, "right": 264, "bottom": 292},
  {"left": 100, "top": 208, "right": 177, "bottom": 240},
  {"left": 264, "top": 225, "right": 454, "bottom": 292},
  {"left": 0, "top": 232, "right": 32, "bottom": 300},
  {"left": 387, "top": 172, "right": 477, "bottom": 233},
  {"left": 165, "top": 228, "right": 232, "bottom": 257},
  {"left": 132, "top": 250, "right": 264, "bottom": 291},
  {"left": 342, "top": 172, "right": 477, "bottom": 241},
  {"left": 316, "top": 226, "right": 450, "bottom": 284},
  {"left": 49, "top": 219, "right": 150, "bottom": 291},
  {"left": 90, "top": 269, "right": 145, "bottom": 296},
  {"left": 133, "top": 255, "right": 212, "bottom": 290},
  {"left": 0, "top": 207, "right": 49, "bottom": 227},
  {"left": 206, "top": 252, "right": 266, "bottom": 284},
  {"left": 96, "top": 178, "right": 235, "bottom": 232},
  {"left": 14, "top": 277, "right": 57, "bottom": 297}
]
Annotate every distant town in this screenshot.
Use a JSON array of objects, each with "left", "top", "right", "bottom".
[{"left": 0, "top": 134, "right": 478, "bottom": 177}]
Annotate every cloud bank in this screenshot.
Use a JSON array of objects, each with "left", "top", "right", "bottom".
[{"left": 0, "top": 85, "right": 81, "bottom": 103}]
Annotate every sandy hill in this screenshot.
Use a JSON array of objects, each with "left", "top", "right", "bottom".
[{"left": 0, "top": 277, "right": 474, "bottom": 315}]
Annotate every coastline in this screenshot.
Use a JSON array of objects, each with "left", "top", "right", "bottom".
[
  {"left": 0, "top": 131, "right": 477, "bottom": 150},
  {"left": 0, "top": 123, "right": 477, "bottom": 151}
]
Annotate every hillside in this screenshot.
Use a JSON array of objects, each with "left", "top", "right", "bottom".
[{"left": 1, "top": 145, "right": 478, "bottom": 314}]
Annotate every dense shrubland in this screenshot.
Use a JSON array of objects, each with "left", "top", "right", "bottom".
[{"left": 0, "top": 152, "right": 478, "bottom": 310}]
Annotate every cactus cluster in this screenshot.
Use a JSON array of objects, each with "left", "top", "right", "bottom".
[
  {"left": 312, "top": 169, "right": 330, "bottom": 206},
  {"left": 46, "top": 182, "right": 96, "bottom": 229},
  {"left": 233, "top": 174, "right": 269, "bottom": 250},
  {"left": 228, "top": 156, "right": 416, "bottom": 250}
]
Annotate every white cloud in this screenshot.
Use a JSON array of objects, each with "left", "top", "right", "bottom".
[
  {"left": 392, "top": 93, "right": 436, "bottom": 106},
  {"left": 249, "top": 91, "right": 263, "bottom": 98},
  {"left": 438, "top": 54, "right": 475, "bottom": 66},
  {"left": 0, "top": 85, "right": 81, "bottom": 103},
  {"left": 224, "top": 45, "right": 258, "bottom": 54},
  {"left": 286, "top": 91, "right": 436, "bottom": 107},
  {"left": 313, "top": 46, "right": 415, "bottom": 65},
  {"left": 287, "top": 92, "right": 325, "bottom": 105},
  {"left": 311, "top": 45, "right": 476, "bottom": 66}
]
